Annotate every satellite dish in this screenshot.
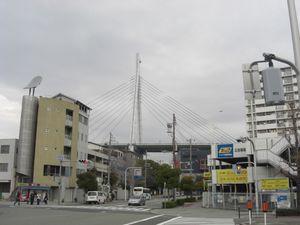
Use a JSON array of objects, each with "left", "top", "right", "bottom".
[
  {"left": 24, "top": 76, "right": 42, "bottom": 89},
  {"left": 24, "top": 76, "right": 42, "bottom": 96}
]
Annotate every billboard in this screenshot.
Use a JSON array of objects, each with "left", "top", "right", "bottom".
[
  {"left": 216, "top": 169, "right": 247, "bottom": 184},
  {"left": 260, "top": 178, "right": 289, "bottom": 190},
  {"left": 217, "top": 144, "right": 234, "bottom": 158}
]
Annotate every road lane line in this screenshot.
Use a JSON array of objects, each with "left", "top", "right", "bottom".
[
  {"left": 123, "top": 214, "right": 164, "bottom": 225},
  {"left": 156, "top": 216, "right": 182, "bottom": 225}
]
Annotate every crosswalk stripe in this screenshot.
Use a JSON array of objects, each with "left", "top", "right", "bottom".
[{"left": 45, "top": 205, "right": 150, "bottom": 212}]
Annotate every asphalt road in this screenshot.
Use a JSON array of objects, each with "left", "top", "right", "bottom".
[{"left": 0, "top": 203, "right": 176, "bottom": 225}]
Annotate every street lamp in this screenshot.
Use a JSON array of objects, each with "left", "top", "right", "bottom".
[
  {"left": 167, "top": 113, "right": 176, "bottom": 168},
  {"left": 124, "top": 167, "right": 142, "bottom": 201},
  {"left": 237, "top": 137, "right": 259, "bottom": 215}
]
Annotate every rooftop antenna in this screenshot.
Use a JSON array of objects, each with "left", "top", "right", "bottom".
[{"left": 24, "top": 76, "right": 42, "bottom": 96}]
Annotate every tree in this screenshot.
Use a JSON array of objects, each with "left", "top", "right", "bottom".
[
  {"left": 155, "top": 164, "right": 180, "bottom": 199},
  {"left": 77, "top": 168, "right": 98, "bottom": 192},
  {"left": 109, "top": 171, "right": 118, "bottom": 189},
  {"left": 283, "top": 102, "right": 300, "bottom": 208},
  {"left": 180, "top": 176, "right": 195, "bottom": 197}
]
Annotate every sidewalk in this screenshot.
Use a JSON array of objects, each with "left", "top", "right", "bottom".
[
  {"left": 151, "top": 201, "right": 236, "bottom": 218},
  {"left": 151, "top": 201, "right": 300, "bottom": 225}
]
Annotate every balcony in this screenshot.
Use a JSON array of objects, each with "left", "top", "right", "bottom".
[
  {"left": 256, "top": 123, "right": 278, "bottom": 130},
  {"left": 64, "top": 134, "right": 72, "bottom": 147},
  {"left": 65, "top": 115, "right": 73, "bottom": 127}
]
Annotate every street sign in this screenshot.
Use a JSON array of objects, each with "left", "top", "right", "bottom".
[
  {"left": 217, "top": 144, "right": 234, "bottom": 158},
  {"left": 133, "top": 168, "right": 142, "bottom": 180}
]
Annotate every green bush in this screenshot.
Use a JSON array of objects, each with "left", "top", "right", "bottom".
[
  {"left": 276, "top": 208, "right": 300, "bottom": 216},
  {"left": 176, "top": 198, "right": 185, "bottom": 206},
  {"left": 162, "top": 201, "right": 177, "bottom": 208},
  {"left": 184, "top": 197, "right": 196, "bottom": 202}
]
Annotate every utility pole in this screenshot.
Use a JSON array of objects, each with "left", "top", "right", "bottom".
[
  {"left": 189, "top": 138, "right": 192, "bottom": 175},
  {"left": 144, "top": 149, "right": 147, "bottom": 188},
  {"left": 172, "top": 113, "right": 176, "bottom": 168},
  {"left": 107, "top": 132, "right": 113, "bottom": 193}
]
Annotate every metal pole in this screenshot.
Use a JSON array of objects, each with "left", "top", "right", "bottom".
[
  {"left": 189, "top": 139, "right": 192, "bottom": 174},
  {"left": 124, "top": 167, "right": 141, "bottom": 201},
  {"left": 108, "top": 133, "right": 112, "bottom": 193},
  {"left": 248, "top": 138, "right": 259, "bottom": 215},
  {"left": 58, "top": 159, "right": 62, "bottom": 205},
  {"left": 287, "top": 0, "right": 300, "bottom": 72},
  {"left": 144, "top": 149, "right": 147, "bottom": 188},
  {"left": 124, "top": 167, "right": 128, "bottom": 201},
  {"left": 172, "top": 113, "right": 176, "bottom": 168}
]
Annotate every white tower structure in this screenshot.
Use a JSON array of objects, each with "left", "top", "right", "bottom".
[
  {"left": 129, "top": 53, "right": 142, "bottom": 150},
  {"left": 17, "top": 76, "right": 42, "bottom": 182}
]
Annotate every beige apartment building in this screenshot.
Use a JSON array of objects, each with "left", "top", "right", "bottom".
[{"left": 33, "top": 94, "right": 90, "bottom": 202}]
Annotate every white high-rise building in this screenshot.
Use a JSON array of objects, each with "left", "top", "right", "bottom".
[{"left": 242, "top": 64, "right": 299, "bottom": 138}]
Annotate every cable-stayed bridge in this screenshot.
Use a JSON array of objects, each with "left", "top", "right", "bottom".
[{"left": 87, "top": 55, "right": 236, "bottom": 148}]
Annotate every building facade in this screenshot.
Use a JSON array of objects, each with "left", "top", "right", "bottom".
[
  {"left": 33, "top": 94, "right": 90, "bottom": 202},
  {"left": 0, "top": 139, "right": 18, "bottom": 199}
]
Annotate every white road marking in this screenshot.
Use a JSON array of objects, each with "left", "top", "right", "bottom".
[
  {"left": 160, "top": 217, "right": 235, "bottom": 225},
  {"left": 123, "top": 214, "right": 164, "bottom": 225},
  {"left": 42, "top": 204, "right": 150, "bottom": 212},
  {"left": 156, "top": 216, "right": 182, "bottom": 225}
]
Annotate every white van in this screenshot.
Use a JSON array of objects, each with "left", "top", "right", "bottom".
[{"left": 85, "top": 191, "right": 107, "bottom": 204}]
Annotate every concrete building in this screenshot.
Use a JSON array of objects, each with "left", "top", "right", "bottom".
[
  {"left": 203, "top": 64, "right": 299, "bottom": 209},
  {"left": 17, "top": 95, "right": 39, "bottom": 183},
  {"left": 87, "top": 142, "right": 139, "bottom": 192},
  {"left": 32, "top": 94, "right": 90, "bottom": 202},
  {"left": 0, "top": 139, "right": 18, "bottom": 199},
  {"left": 87, "top": 142, "right": 109, "bottom": 188},
  {"left": 242, "top": 64, "right": 299, "bottom": 138}
]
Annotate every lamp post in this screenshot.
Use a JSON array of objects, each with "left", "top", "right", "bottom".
[
  {"left": 167, "top": 114, "right": 176, "bottom": 168},
  {"left": 144, "top": 149, "right": 147, "bottom": 188},
  {"left": 237, "top": 137, "right": 259, "bottom": 215}
]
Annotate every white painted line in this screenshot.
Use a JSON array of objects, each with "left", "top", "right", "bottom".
[
  {"left": 156, "top": 216, "right": 182, "bottom": 225},
  {"left": 123, "top": 214, "right": 164, "bottom": 225}
]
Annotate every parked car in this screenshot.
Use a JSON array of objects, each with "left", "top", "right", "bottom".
[
  {"left": 128, "top": 195, "right": 146, "bottom": 206},
  {"left": 143, "top": 193, "right": 151, "bottom": 200},
  {"left": 85, "top": 191, "right": 107, "bottom": 204}
]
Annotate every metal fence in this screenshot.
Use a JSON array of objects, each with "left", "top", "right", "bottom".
[{"left": 202, "top": 191, "right": 296, "bottom": 211}]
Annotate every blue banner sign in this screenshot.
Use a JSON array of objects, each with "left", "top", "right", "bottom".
[{"left": 217, "top": 144, "right": 234, "bottom": 158}]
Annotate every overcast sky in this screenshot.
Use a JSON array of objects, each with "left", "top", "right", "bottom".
[{"left": 1, "top": 0, "right": 299, "bottom": 144}]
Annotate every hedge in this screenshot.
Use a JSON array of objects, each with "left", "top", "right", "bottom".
[
  {"left": 276, "top": 208, "right": 300, "bottom": 216},
  {"left": 162, "top": 201, "right": 177, "bottom": 208},
  {"left": 162, "top": 197, "right": 198, "bottom": 208}
]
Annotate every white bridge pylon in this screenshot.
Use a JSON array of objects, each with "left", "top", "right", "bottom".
[{"left": 87, "top": 55, "right": 236, "bottom": 145}]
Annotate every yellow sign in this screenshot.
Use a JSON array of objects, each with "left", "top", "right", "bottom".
[
  {"left": 260, "top": 178, "right": 289, "bottom": 190},
  {"left": 217, "top": 169, "right": 248, "bottom": 184},
  {"left": 203, "top": 172, "right": 211, "bottom": 179}
]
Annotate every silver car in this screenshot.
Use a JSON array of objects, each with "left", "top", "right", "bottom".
[{"left": 128, "top": 195, "right": 146, "bottom": 206}]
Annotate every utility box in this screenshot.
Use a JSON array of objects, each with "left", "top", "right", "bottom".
[{"left": 262, "top": 67, "right": 285, "bottom": 106}]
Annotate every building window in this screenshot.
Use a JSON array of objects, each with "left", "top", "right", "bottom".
[
  {"left": 43, "top": 165, "right": 59, "bottom": 176},
  {"left": 0, "top": 182, "right": 11, "bottom": 193},
  {"left": 0, "top": 145, "right": 9, "bottom": 154},
  {"left": 0, "top": 163, "right": 8, "bottom": 172},
  {"left": 285, "top": 85, "right": 293, "bottom": 92},
  {"left": 284, "top": 77, "right": 293, "bottom": 84}
]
